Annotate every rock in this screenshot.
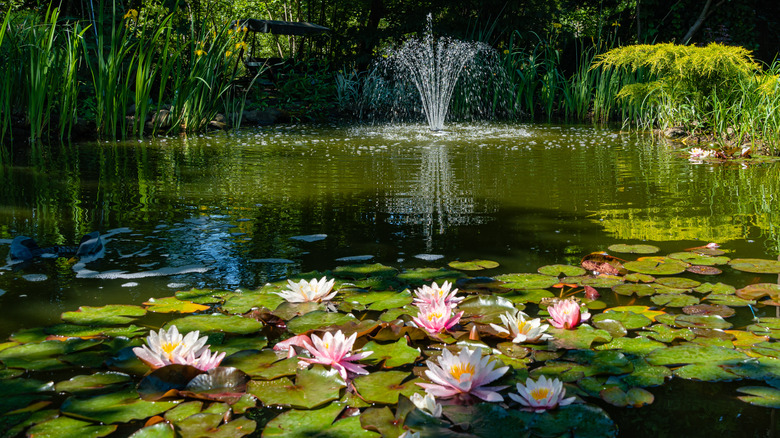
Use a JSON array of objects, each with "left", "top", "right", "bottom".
[
  {"left": 664, "top": 127, "right": 687, "bottom": 139},
  {"left": 9, "top": 236, "right": 39, "bottom": 261},
  {"left": 242, "top": 108, "right": 288, "bottom": 125},
  {"left": 148, "top": 109, "right": 172, "bottom": 130}
]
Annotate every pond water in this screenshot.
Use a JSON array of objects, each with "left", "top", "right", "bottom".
[{"left": 1, "top": 122, "right": 780, "bottom": 435}]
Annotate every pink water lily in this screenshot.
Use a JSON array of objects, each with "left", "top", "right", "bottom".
[
  {"left": 413, "top": 281, "right": 464, "bottom": 307},
  {"left": 411, "top": 301, "right": 463, "bottom": 334},
  {"left": 547, "top": 298, "right": 590, "bottom": 330},
  {"left": 299, "top": 330, "right": 372, "bottom": 380},
  {"left": 509, "top": 375, "right": 576, "bottom": 412},
  {"left": 273, "top": 334, "right": 312, "bottom": 358},
  {"left": 417, "top": 346, "right": 509, "bottom": 402}
]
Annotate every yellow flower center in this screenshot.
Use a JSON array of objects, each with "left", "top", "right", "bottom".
[
  {"left": 530, "top": 387, "right": 551, "bottom": 401},
  {"left": 160, "top": 341, "right": 180, "bottom": 359},
  {"left": 449, "top": 362, "right": 475, "bottom": 381},
  {"left": 427, "top": 311, "right": 442, "bottom": 321},
  {"left": 517, "top": 321, "right": 528, "bottom": 332}
]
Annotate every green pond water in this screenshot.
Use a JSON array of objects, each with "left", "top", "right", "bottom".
[{"left": 1, "top": 122, "right": 780, "bottom": 435}]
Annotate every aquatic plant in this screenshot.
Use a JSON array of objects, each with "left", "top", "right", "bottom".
[
  {"left": 547, "top": 298, "right": 590, "bottom": 329},
  {"left": 411, "top": 300, "right": 463, "bottom": 334},
  {"left": 417, "top": 346, "right": 509, "bottom": 402},
  {"left": 299, "top": 330, "right": 372, "bottom": 380},
  {"left": 277, "top": 276, "right": 337, "bottom": 303},
  {"left": 510, "top": 375, "right": 575, "bottom": 412},
  {"left": 490, "top": 309, "right": 551, "bottom": 343}
]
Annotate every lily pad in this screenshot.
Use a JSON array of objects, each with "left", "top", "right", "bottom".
[
  {"left": 607, "top": 306, "right": 666, "bottom": 322},
  {"left": 458, "top": 295, "right": 518, "bottom": 324},
  {"left": 682, "top": 304, "right": 735, "bottom": 318},
  {"left": 164, "top": 314, "right": 262, "bottom": 335},
  {"left": 737, "top": 386, "right": 780, "bottom": 408},
  {"left": 359, "top": 406, "right": 406, "bottom": 438},
  {"left": 144, "top": 297, "right": 211, "bottom": 314},
  {"left": 704, "top": 294, "right": 755, "bottom": 307},
  {"left": 646, "top": 345, "right": 747, "bottom": 367},
  {"left": 537, "top": 264, "right": 586, "bottom": 277},
  {"left": 639, "top": 324, "right": 695, "bottom": 343},
  {"left": 667, "top": 252, "right": 729, "bottom": 265},
  {"left": 54, "top": 372, "right": 131, "bottom": 396},
  {"left": 729, "top": 258, "right": 780, "bottom": 274},
  {"left": 736, "top": 283, "right": 780, "bottom": 301},
  {"left": 624, "top": 273, "right": 656, "bottom": 283},
  {"left": 612, "top": 283, "right": 657, "bottom": 297},
  {"left": 61, "top": 305, "right": 147, "bottom": 325},
  {"left": 608, "top": 244, "right": 659, "bottom": 254},
  {"left": 175, "top": 288, "right": 232, "bottom": 305},
  {"left": 495, "top": 273, "right": 558, "bottom": 290},
  {"left": 592, "top": 311, "right": 652, "bottom": 330},
  {"left": 362, "top": 338, "right": 420, "bottom": 368},
  {"left": 686, "top": 265, "right": 723, "bottom": 275},
  {"left": 549, "top": 325, "right": 612, "bottom": 350},
  {"left": 333, "top": 264, "right": 398, "bottom": 279},
  {"left": 353, "top": 370, "right": 423, "bottom": 404},
  {"left": 673, "top": 314, "right": 733, "bottom": 330},
  {"left": 650, "top": 293, "right": 700, "bottom": 307},
  {"left": 222, "top": 291, "right": 285, "bottom": 314},
  {"left": 128, "top": 422, "right": 177, "bottom": 438},
  {"left": 286, "top": 311, "right": 357, "bottom": 334},
  {"left": 25, "top": 416, "right": 116, "bottom": 438},
  {"left": 367, "top": 290, "right": 414, "bottom": 311},
  {"left": 600, "top": 386, "right": 654, "bottom": 407},
  {"left": 397, "top": 268, "right": 464, "bottom": 285},
  {"left": 655, "top": 277, "right": 700, "bottom": 289},
  {"left": 502, "top": 289, "right": 554, "bottom": 304},
  {"left": 595, "top": 337, "right": 666, "bottom": 356},
  {"left": 222, "top": 350, "right": 297, "bottom": 380},
  {"left": 181, "top": 367, "right": 250, "bottom": 404},
  {"left": 247, "top": 367, "right": 345, "bottom": 409},
  {"left": 622, "top": 357, "right": 672, "bottom": 387},
  {"left": 262, "top": 402, "right": 379, "bottom": 438},
  {"left": 673, "top": 363, "right": 739, "bottom": 381},
  {"left": 623, "top": 257, "right": 689, "bottom": 275},
  {"left": 61, "top": 389, "right": 179, "bottom": 424},
  {"left": 581, "top": 276, "right": 624, "bottom": 289},
  {"left": 448, "top": 260, "right": 499, "bottom": 271}
]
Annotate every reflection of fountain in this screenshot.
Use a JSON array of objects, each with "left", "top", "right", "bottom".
[
  {"left": 384, "top": 143, "right": 495, "bottom": 250},
  {"left": 367, "top": 15, "right": 503, "bottom": 131}
]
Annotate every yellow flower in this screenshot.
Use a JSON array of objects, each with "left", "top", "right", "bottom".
[
  {"left": 235, "top": 41, "right": 248, "bottom": 51},
  {"left": 552, "top": 23, "right": 562, "bottom": 28},
  {"left": 225, "top": 50, "right": 232, "bottom": 57},
  {"left": 503, "top": 49, "right": 509, "bottom": 55},
  {"left": 611, "top": 20, "right": 620, "bottom": 27},
  {"left": 195, "top": 49, "right": 207, "bottom": 57},
  {"left": 124, "top": 9, "right": 138, "bottom": 20},
  {"left": 242, "top": 26, "right": 248, "bottom": 32}
]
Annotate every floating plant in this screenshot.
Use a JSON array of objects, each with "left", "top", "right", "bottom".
[{"left": 3, "top": 245, "right": 780, "bottom": 436}]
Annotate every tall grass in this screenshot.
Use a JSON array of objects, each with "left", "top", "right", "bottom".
[{"left": 0, "top": 10, "right": 12, "bottom": 143}]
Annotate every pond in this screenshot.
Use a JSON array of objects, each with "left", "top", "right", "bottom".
[{"left": 1, "top": 123, "right": 780, "bottom": 436}]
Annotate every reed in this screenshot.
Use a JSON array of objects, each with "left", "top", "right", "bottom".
[{"left": 0, "top": 10, "right": 12, "bottom": 142}]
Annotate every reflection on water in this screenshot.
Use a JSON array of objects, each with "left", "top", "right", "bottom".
[{"left": 1, "top": 123, "right": 780, "bottom": 335}]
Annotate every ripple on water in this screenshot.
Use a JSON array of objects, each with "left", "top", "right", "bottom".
[{"left": 22, "top": 274, "right": 47, "bottom": 282}]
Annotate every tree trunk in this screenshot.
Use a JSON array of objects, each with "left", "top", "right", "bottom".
[{"left": 682, "top": 0, "right": 725, "bottom": 44}]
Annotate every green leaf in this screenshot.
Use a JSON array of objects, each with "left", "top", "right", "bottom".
[
  {"left": 25, "top": 416, "right": 116, "bottom": 438},
  {"left": 222, "top": 291, "right": 285, "bottom": 314},
  {"left": 736, "top": 283, "right": 780, "bottom": 301},
  {"left": 164, "top": 314, "right": 262, "bottom": 335},
  {"left": 623, "top": 257, "right": 689, "bottom": 275},
  {"left": 673, "top": 363, "right": 739, "bottom": 381},
  {"left": 175, "top": 288, "right": 232, "bottom": 305},
  {"left": 592, "top": 311, "right": 652, "bottom": 330},
  {"left": 650, "top": 293, "right": 700, "bottom": 307},
  {"left": 247, "top": 367, "right": 345, "bottom": 409},
  {"left": 655, "top": 277, "right": 701, "bottom": 289},
  {"left": 495, "top": 273, "right": 558, "bottom": 290},
  {"left": 333, "top": 264, "right": 398, "bottom": 279},
  {"left": 600, "top": 386, "right": 654, "bottom": 407},
  {"left": 286, "top": 311, "right": 357, "bottom": 334},
  {"left": 353, "top": 370, "right": 423, "bottom": 404},
  {"left": 215, "top": 337, "right": 268, "bottom": 356},
  {"left": 621, "top": 357, "right": 672, "bottom": 387},
  {"left": 61, "top": 305, "right": 146, "bottom": 326},
  {"left": 595, "top": 337, "right": 666, "bottom": 356},
  {"left": 367, "top": 290, "right": 414, "bottom": 311},
  {"left": 580, "top": 276, "right": 624, "bottom": 288},
  {"left": 729, "top": 258, "right": 780, "bottom": 274},
  {"left": 360, "top": 406, "right": 406, "bottom": 438},
  {"left": 448, "top": 260, "right": 500, "bottom": 271},
  {"left": 646, "top": 345, "right": 747, "bottom": 366},
  {"left": 458, "top": 295, "right": 518, "bottom": 324},
  {"left": 608, "top": 244, "right": 659, "bottom": 254},
  {"left": 737, "top": 386, "right": 780, "bottom": 408},
  {"left": 549, "top": 325, "right": 612, "bottom": 350},
  {"left": 537, "top": 264, "right": 586, "bottom": 277},
  {"left": 144, "top": 297, "right": 211, "bottom": 313},
  {"left": 362, "top": 338, "right": 420, "bottom": 368},
  {"left": 61, "top": 389, "right": 179, "bottom": 424},
  {"left": 262, "top": 403, "right": 379, "bottom": 437},
  {"left": 667, "top": 252, "right": 730, "bottom": 265},
  {"left": 639, "top": 324, "right": 695, "bottom": 343},
  {"left": 502, "top": 289, "right": 554, "bottom": 304},
  {"left": 54, "top": 372, "right": 131, "bottom": 396},
  {"left": 128, "top": 422, "right": 177, "bottom": 438},
  {"left": 221, "top": 350, "right": 297, "bottom": 380}
]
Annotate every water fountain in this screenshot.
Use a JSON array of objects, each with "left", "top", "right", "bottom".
[{"left": 366, "top": 15, "right": 507, "bottom": 131}]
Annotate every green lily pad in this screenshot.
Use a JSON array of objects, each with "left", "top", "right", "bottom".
[
  {"left": 458, "top": 295, "right": 518, "bottom": 324},
  {"left": 367, "top": 290, "right": 414, "bottom": 311},
  {"left": 595, "top": 337, "right": 666, "bottom": 355},
  {"left": 650, "top": 294, "right": 700, "bottom": 307},
  {"left": 0, "top": 339, "right": 101, "bottom": 371},
  {"left": 495, "top": 273, "right": 558, "bottom": 290},
  {"left": 362, "top": 338, "right": 420, "bottom": 368},
  {"left": 673, "top": 363, "right": 739, "bottom": 381},
  {"left": 581, "top": 276, "right": 624, "bottom": 289},
  {"left": 262, "top": 402, "right": 379, "bottom": 437},
  {"left": 448, "top": 260, "right": 500, "bottom": 271},
  {"left": 343, "top": 290, "right": 402, "bottom": 306},
  {"left": 667, "top": 252, "right": 730, "bottom": 265},
  {"left": 333, "top": 264, "right": 399, "bottom": 279},
  {"left": 175, "top": 288, "right": 232, "bottom": 305},
  {"left": 286, "top": 311, "right": 357, "bottom": 334},
  {"left": 695, "top": 282, "right": 736, "bottom": 294},
  {"left": 623, "top": 257, "right": 689, "bottom": 275},
  {"left": 397, "top": 268, "right": 464, "bottom": 285},
  {"left": 353, "top": 370, "right": 423, "bottom": 404},
  {"left": 705, "top": 293, "right": 755, "bottom": 307},
  {"left": 164, "top": 314, "right": 262, "bottom": 335},
  {"left": 592, "top": 319, "right": 628, "bottom": 339},
  {"left": 137, "top": 365, "right": 204, "bottom": 401},
  {"left": 737, "top": 386, "right": 780, "bottom": 408},
  {"left": 25, "top": 416, "right": 116, "bottom": 438},
  {"left": 61, "top": 389, "right": 179, "bottom": 424},
  {"left": 607, "top": 306, "right": 666, "bottom": 321},
  {"left": 600, "top": 386, "right": 654, "bottom": 407},
  {"left": 128, "top": 422, "right": 176, "bottom": 438},
  {"left": 359, "top": 406, "right": 406, "bottom": 438},
  {"left": 646, "top": 345, "right": 747, "bottom": 367},
  {"left": 682, "top": 304, "right": 735, "bottom": 318},
  {"left": 61, "top": 305, "right": 147, "bottom": 326},
  {"left": 181, "top": 367, "right": 250, "bottom": 404},
  {"left": 54, "top": 372, "right": 131, "bottom": 396},
  {"left": 593, "top": 311, "right": 652, "bottom": 330},
  {"left": 222, "top": 350, "right": 297, "bottom": 380},
  {"left": 247, "top": 367, "right": 345, "bottom": 409},
  {"left": 222, "top": 291, "right": 285, "bottom": 314},
  {"left": 729, "top": 258, "right": 780, "bottom": 274},
  {"left": 213, "top": 337, "right": 268, "bottom": 356},
  {"left": 44, "top": 324, "right": 146, "bottom": 339},
  {"left": 750, "top": 341, "right": 780, "bottom": 359},
  {"left": 537, "top": 264, "right": 586, "bottom": 277},
  {"left": 736, "top": 283, "right": 780, "bottom": 301},
  {"left": 624, "top": 273, "right": 656, "bottom": 283},
  {"left": 144, "top": 297, "right": 211, "bottom": 314},
  {"left": 608, "top": 244, "right": 660, "bottom": 254},
  {"left": 502, "top": 289, "right": 554, "bottom": 304},
  {"left": 549, "top": 325, "right": 612, "bottom": 350},
  {"left": 639, "top": 324, "right": 696, "bottom": 343},
  {"left": 622, "top": 357, "right": 673, "bottom": 387},
  {"left": 673, "top": 314, "right": 732, "bottom": 330},
  {"left": 686, "top": 265, "right": 723, "bottom": 275},
  {"left": 612, "top": 283, "right": 657, "bottom": 297},
  {"left": 655, "top": 277, "right": 701, "bottom": 289},
  {"left": 176, "top": 413, "right": 256, "bottom": 438}
]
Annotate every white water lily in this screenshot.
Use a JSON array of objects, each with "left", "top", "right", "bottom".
[
  {"left": 412, "top": 281, "right": 463, "bottom": 307},
  {"left": 689, "top": 147, "right": 716, "bottom": 159},
  {"left": 417, "top": 346, "right": 508, "bottom": 402},
  {"left": 509, "top": 375, "right": 576, "bottom": 412},
  {"left": 410, "top": 392, "right": 443, "bottom": 418},
  {"left": 490, "top": 310, "right": 551, "bottom": 344},
  {"left": 277, "top": 276, "right": 337, "bottom": 303},
  {"left": 133, "top": 325, "right": 211, "bottom": 369}
]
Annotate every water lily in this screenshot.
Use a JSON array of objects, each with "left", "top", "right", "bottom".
[
  {"left": 417, "top": 347, "right": 508, "bottom": 402},
  {"left": 490, "top": 310, "right": 551, "bottom": 344},
  {"left": 187, "top": 348, "right": 226, "bottom": 371},
  {"left": 411, "top": 301, "right": 463, "bottom": 334},
  {"left": 133, "top": 325, "right": 211, "bottom": 369},
  {"left": 277, "top": 276, "right": 337, "bottom": 303},
  {"left": 410, "top": 392, "right": 442, "bottom": 418},
  {"left": 300, "top": 330, "right": 372, "bottom": 380},
  {"left": 689, "top": 147, "right": 716, "bottom": 159},
  {"left": 509, "top": 375, "right": 576, "bottom": 412},
  {"left": 547, "top": 298, "right": 590, "bottom": 330},
  {"left": 413, "top": 281, "right": 464, "bottom": 307},
  {"left": 273, "top": 334, "right": 312, "bottom": 358}
]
